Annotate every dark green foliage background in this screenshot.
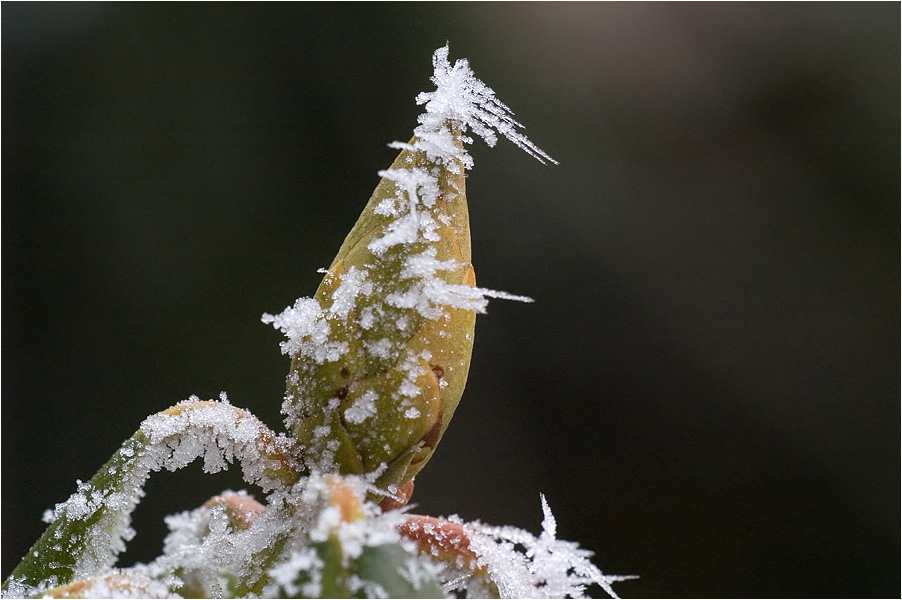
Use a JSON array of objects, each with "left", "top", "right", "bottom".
[{"left": 3, "top": 4, "right": 898, "bottom": 597}]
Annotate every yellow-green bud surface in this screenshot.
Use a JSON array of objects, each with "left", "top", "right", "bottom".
[{"left": 283, "top": 132, "right": 476, "bottom": 491}]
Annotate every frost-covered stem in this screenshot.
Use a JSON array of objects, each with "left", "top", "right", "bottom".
[
  {"left": 2, "top": 399, "right": 302, "bottom": 598},
  {"left": 3, "top": 434, "right": 147, "bottom": 597}
]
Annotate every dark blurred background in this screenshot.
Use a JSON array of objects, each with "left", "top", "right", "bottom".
[{"left": 3, "top": 3, "right": 899, "bottom": 597}]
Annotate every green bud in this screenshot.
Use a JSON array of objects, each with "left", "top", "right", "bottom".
[
  {"left": 264, "top": 44, "right": 551, "bottom": 496},
  {"left": 274, "top": 129, "right": 477, "bottom": 493}
]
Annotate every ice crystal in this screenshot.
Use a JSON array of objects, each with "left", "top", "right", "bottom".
[
  {"left": 450, "top": 495, "right": 633, "bottom": 599},
  {"left": 261, "top": 297, "right": 342, "bottom": 360},
  {"left": 413, "top": 44, "right": 558, "bottom": 167},
  {"left": 344, "top": 389, "right": 378, "bottom": 425},
  {"left": 260, "top": 475, "right": 441, "bottom": 599}
]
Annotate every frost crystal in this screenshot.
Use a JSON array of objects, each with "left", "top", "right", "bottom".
[
  {"left": 414, "top": 43, "right": 558, "bottom": 166},
  {"left": 344, "top": 390, "right": 378, "bottom": 424},
  {"left": 262, "top": 297, "right": 347, "bottom": 361},
  {"left": 460, "top": 495, "right": 635, "bottom": 599}
]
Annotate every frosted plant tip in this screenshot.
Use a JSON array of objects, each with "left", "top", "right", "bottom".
[{"left": 415, "top": 44, "right": 558, "bottom": 166}]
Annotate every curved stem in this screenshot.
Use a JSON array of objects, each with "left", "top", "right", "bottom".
[{"left": 3, "top": 399, "right": 302, "bottom": 598}]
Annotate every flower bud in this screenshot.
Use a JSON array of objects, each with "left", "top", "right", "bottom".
[{"left": 274, "top": 129, "right": 477, "bottom": 493}]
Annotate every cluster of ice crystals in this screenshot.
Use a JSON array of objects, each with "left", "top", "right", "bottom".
[
  {"left": 328, "top": 266, "right": 372, "bottom": 319},
  {"left": 138, "top": 397, "right": 294, "bottom": 492},
  {"left": 43, "top": 479, "right": 106, "bottom": 524},
  {"left": 456, "top": 495, "right": 634, "bottom": 599},
  {"left": 129, "top": 484, "right": 308, "bottom": 599},
  {"left": 261, "top": 297, "right": 348, "bottom": 361},
  {"left": 41, "top": 573, "right": 176, "bottom": 599},
  {"left": 267, "top": 546, "right": 324, "bottom": 598},
  {"left": 262, "top": 475, "right": 436, "bottom": 599},
  {"left": 413, "top": 44, "right": 558, "bottom": 167},
  {"left": 394, "top": 247, "right": 536, "bottom": 317},
  {"left": 343, "top": 389, "right": 378, "bottom": 425},
  {"left": 368, "top": 167, "right": 443, "bottom": 256}
]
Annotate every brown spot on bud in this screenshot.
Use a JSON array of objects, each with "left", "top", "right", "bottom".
[
  {"left": 430, "top": 364, "right": 445, "bottom": 381},
  {"left": 463, "top": 263, "right": 477, "bottom": 286},
  {"left": 420, "top": 410, "right": 443, "bottom": 450}
]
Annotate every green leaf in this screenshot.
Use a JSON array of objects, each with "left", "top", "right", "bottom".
[
  {"left": 3, "top": 434, "right": 147, "bottom": 597},
  {"left": 352, "top": 543, "right": 444, "bottom": 599},
  {"left": 271, "top": 539, "right": 443, "bottom": 599}
]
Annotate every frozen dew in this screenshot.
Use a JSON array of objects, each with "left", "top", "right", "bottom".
[
  {"left": 344, "top": 390, "right": 379, "bottom": 425},
  {"left": 261, "top": 297, "right": 328, "bottom": 357},
  {"left": 414, "top": 44, "right": 558, "bottom": 166},
  {"left": 457, "top": 495, "right": 636, "bottom": 599}
]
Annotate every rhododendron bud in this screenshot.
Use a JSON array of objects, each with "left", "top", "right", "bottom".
[
  {"left": 274, "top": 130, "right": 478, "bottom": 493},
  {"left": 262, "top": 45, "right": 543, "bottom": 498}
]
